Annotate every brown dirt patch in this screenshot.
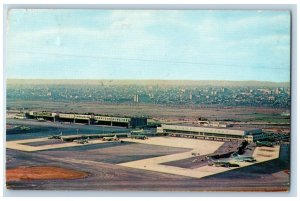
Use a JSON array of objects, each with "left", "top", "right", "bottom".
[{"left": 6, "top": 166, "right": 88, "bottom": 182}]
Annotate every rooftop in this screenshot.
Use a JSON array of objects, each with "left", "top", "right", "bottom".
[{"left": 163, "top": 123, "right": 261, "bottom": 132}]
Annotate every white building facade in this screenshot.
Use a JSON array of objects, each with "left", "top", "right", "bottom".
[{"left": 157, "top": 124, "right": 267, "bottom": 142}]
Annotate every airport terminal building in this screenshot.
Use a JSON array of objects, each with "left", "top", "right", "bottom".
[
  {"left": 25, "top": 111, "right": 147, "bottom": 128},
  {"left": 157, "top": 124, "right": 267, "bottom": 142}
]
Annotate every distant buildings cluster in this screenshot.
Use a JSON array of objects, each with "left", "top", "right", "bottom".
[{"left": 7, "top": 84, "right": 290, "bottom": 108}]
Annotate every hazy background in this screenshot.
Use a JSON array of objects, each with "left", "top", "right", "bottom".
[{"left": 6, "top": 10, "right": 291, "bottom": 82}]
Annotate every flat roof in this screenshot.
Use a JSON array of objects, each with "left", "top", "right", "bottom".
[{"left": 163, "top": 123, "right": 261, "bottom": 132}]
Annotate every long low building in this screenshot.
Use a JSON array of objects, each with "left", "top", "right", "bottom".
[
  {"left": 25, "top": 111, "right": 147, "bottom": 128},
  {"left": 157, "top": 124, "right": 267, "bottom": 142}
]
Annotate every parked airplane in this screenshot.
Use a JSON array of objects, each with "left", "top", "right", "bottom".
[
  {"left": 74, "top": 138, "right": 89, "bottom": 144},
  {"left": 231, "top": 153, "right": 256, "bottom": 162},
  {"left": 48, "top": 133, "right": 62, "bottom": 139},
  {"left": 206, "top": 156, "right": 239, "bottom": 168},
  {"left": 102, "top": 135, "right": 119, "bottom": 141}
]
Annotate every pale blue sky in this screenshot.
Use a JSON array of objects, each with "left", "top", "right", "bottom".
[{"left": 6, "top": 9, "right": 290, "bottom": 82}]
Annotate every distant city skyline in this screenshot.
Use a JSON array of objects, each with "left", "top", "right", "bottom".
[{"left": 6, "top": 10, "right": 290, "bottom": 82}]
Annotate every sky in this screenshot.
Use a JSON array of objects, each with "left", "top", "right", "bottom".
[{"left": 6, "top": 9, "right": 291, "bottom": 82}]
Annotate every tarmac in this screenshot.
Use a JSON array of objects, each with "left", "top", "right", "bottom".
[
  {"left": 6, "top": 135, "right": 281, "bottom": 179},
  {"left": 6, "top": 135, "right": 118, "bottom": 152},
  {"left": 118, "top": 137, "right": 280, "bottom": 179},
  {"left": 5, "top": 119, "right": 288, "bottom": 191}
]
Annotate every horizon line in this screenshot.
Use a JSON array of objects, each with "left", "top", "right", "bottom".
[{"left": 6, "top": 78, "right": 290, "bottom": 83}]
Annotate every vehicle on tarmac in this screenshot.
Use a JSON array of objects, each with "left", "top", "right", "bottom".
[
  {"left": 37, "top": 117, "right": 45, "bottom": 122},
  {"left": 128, "top": 129, "right": 148, "bottom": 140},
  {"left": 130, "top": 134, "right": 148, "bottom": 140},
  {"left": 14, "top": 115, "right": 26, "bottom": 120},
  {"left": 102, "top": 135, "right": 119, "bottom": 141},
  {"left": 256, "top": 141, "right": 273, "bottom": 147},
  {"left": 19, "top": 126, "right": 31, "bottom": 131},
  {"left": 74, "top": 138, "right": 89, "bottom": 144}
]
